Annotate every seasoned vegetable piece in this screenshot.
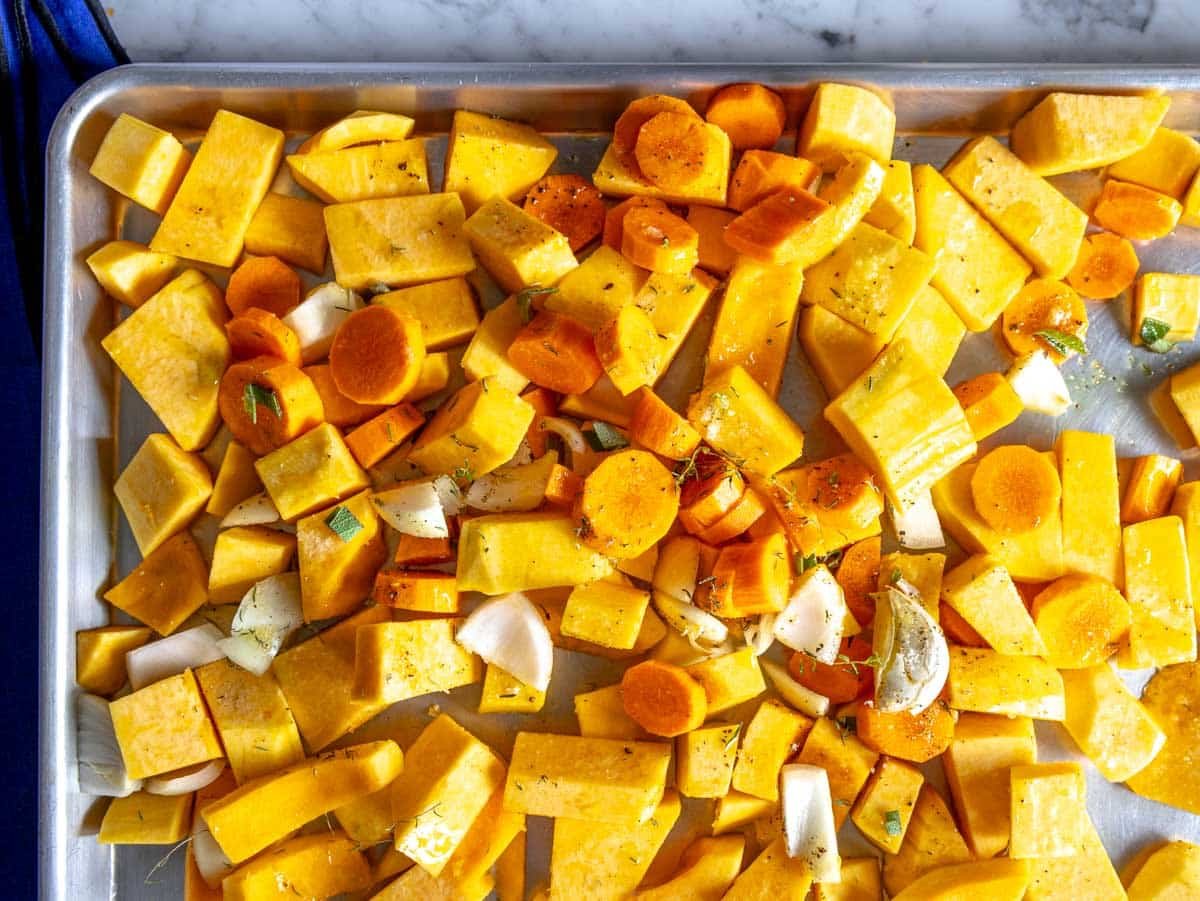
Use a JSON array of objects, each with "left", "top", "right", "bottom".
[
  {"left": 577, "top": 449, "right": 679, "bottom": 559},
  {"left": 1009, "top": 763, "right": 1088, "bottom": 859},
  {"left": 732, "top": 699, "right": 813, "bottom": 801},
  {"left": 508, "top": 310, "right": 604, "bottom": 394},
  {"left": 638, "top": 834, "right": 745, "bottom": 900},
  {"left": 297, "top": 490, "right": 386, "bottom": 621},
  {"left": 1001, "top": 278, "right": 1087, "bottom": 362},
  {"left": 375, "top": 276, "right": 479, "bottom": 350},
  {"left": 103, "top": 531, "right": 209, "bottom": 636},
  {"left": 409, "top": 378, "right": 535, "bottom": 478},
  {"left": 1066, "top": 231, "right": 1139, "bottom": 300},
  {"left": 327, "top": 305, "right": 426, "bottom": 404},
  {"left": 795, "top": 715, "right": 878, "bottom": 827},
  {"left": 706, "top": 83, "right": 786, "bottom": 149},
  {"left": 812, "top": 858, "right": 882, "bottom": 901},
  {"left": 799, "top": 304, "right": 884, "bottom": 398},
  {"left": 1009, "top": 92, "right": 1168, "bottom": 175},
  {"left": 856, "top": 700, "right": 956, "bottom": 764},
  {"left": 1134, "top": 272, "right": 1200, "bottom": 348},
  {"left": 634, "top": 110, "right": 719, "bottom": 191},
  {"left": 86, "top": 240, "right": 176, "bottom": 308},
  {"left": 460, "top": 296, "right": 530, "bottom": 392},
  {"left": 1024, "top": 815, "right": 1125, "bottom": 901},
  {"left": 89, "top": 113, "right": 191, "bottom": 214},
  {"left": 207, "top": 525, "right": 295, "bottom": 603},
  {"left": 75, "top": 626, "right": 151, "bottom": 696},
  {"left": 98, "top": 791, "right": 192, "bottom": 845},
  {"left": 225, "top": 308, "right": 301, "bottom": 365},
  {"left": 1060, "top": 663, "right": 1165, "bottom": 782},
  {"left": 629, "top": 388, "right": 700, "bottom": 459},
  {"left": 764, "top": 453, "right": 884, "bottom": 557},
  {"left": 675, "top": 722, "right": 740, "bottom": 798},
  {"left": 620, "top": 204, "right": 699, "bottom": 275},
  {"left": 1093, "top": 179, "right": 1182, "bottom": 241},
  {"left": 620, "top": 660, "right": 708, "bottom": 737},
  {"left": 706, "top": 532, "right": 791, "bottom": 617},
  {"left": 464, "top": 196, "right": 578, "bottom": 293},
  {"left": 1125, "top": 840, "right": 1200, "bottom": 898},
  {"left": 798, "top": 82, "right": 895, "bottom": 170},
  {"left": 352, "top": 618, "right": 480, "bottom": 703},
  {"left": 882, "top": 786, "right": 974, "bottom": 896},
  {"left": 1031, "top": 576, "right": 1130, "bottom": 669},
  {"left": 1111, "top": 126, "right": 1200, "bottom": 198},
  {"left": 946, "top": 646, "right": 1065, "bottom": 720},
  {"left": 255, "top": 422, "right": 369, "bottom": 521},
  {"left": 286, "top": 139, "right": 429, "bottom": 202},
  {"left": 218, "top": 356, "right": 324, "bottom": 456},
  {"left": 728, "top": 150, "right": 820, "bottom": 211},
  {"left": 864, "top": 158, "right": 916, "bottom": 243},
  {"left": 1119, "top": 515, "right": 1196, "bottom": 668},
  {"left": 685, "top": 647, "right": 767, "bottom": 714},
  {"left": 723, "top": 187, "right": 831, "bottom": 264},
  {"left": 1122, "top": 453, "right": 1183, "bottom": 523},
  {"left": 299, "top": 109, "right": 414, "bottom": 153},
  {"left": 244, "top": 192, "right": 329, "bottom": 273},
  {"left": 1127, "top": 661, "right": 1200, "bottom": 813},
  {"left": 114, "top": 433, "right": 212, "bottom": 557},
  {"left": 1057, "top": 430, "right": 1122, "bottom": 585},
  {"left": 970, "top": 446, "right": 1061, "bottom": 536},
  {"left": 109, "top": 669, "right": 222, "bottom": 779},
  {"left": 221, "top": 832, "right": 372, "bottom": 901},
  {"left": 458, "top": 512, "right": 614, "bottom": 593},
  {"left": 593, "top": 118, "right": 731, "bottom": 207},
  {"left": 344, "top": 403, "right": 425, "bottom": 468},
  {"left": 444, "top": 109, "right": 557, "bottom": 212},
  {"left": 850, "top": 756, "right": 924, "bottom": 854},
  {"left": 479, "top": 663, "right": 545, "bottom": 714},
  {"left": 890, "top": 860, "right": 1030, "bottom": 901},
  {"left": 524, "top": 174, "right": 606, "bottom": 252},
  {"left": 953, "top": 372, "right": 1023, "bottom": 442},
  {"left": 687, "top": 204, "right": 738, "bottom": 275}
]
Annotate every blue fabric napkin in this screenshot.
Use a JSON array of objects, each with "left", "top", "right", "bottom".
[{"left": 1, "top": 1, "right": 124, "bottom": 893}]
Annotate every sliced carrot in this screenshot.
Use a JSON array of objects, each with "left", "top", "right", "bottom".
[
  {"left": 723, "top": 189, "right": 830, "bottom": 264},
  {"left": 507, "top": 310, "right": 604, "bottom": 395},
  {"left": 612, "top": 94, "right": 701, "bottom": 173},
  {"left": 595, "top": 304, "right": 664, "bottom": 395},
  {"left": 1001, "top": 278, "right": 1087, "bottom": 363},
  {"left": 1121, "top": 453, "right": 1182, "bottom": 523},
  {"left": 217, "top": 355, "right": 325, "bottom": 455},
  {"left": 836, "top": 536, "right": 882, "bottom": 627},
  {"left": 328, "top": 304, "right": 426, "bottom": 405},
  {"left": 629, "top": 388, "right": 701, "bottom": 460},
  {"left": 603, "top": 196, "right": 669, "bottom": 251},
  {"left": 521, "top": 386, "right": 559, "bottom": 457},
  {"left": 952, "top": 372, "right": 1023, "bottom": 442},
  {"left": 694, "top": 488, "right": 767, "bottom": 545},
  {"left": 1093, "top": 178, "right": 1183, "bottom": 241},
  {"left": 225, "top": 255, "right": 301, "bottom": 318},
  {"left": 620, "top": 204, "right": 700, "bottom": 273},
  {"left": 705, "top": 532, "right": 791, "bottom": 617},
  {"left": 634, "top": 111, "right": 716, "bottom": 191},
  {"left": 704, "top": 83, "right": 787, "bottom": 150},
  {"left": 728, "top": 149, "right": 821, "bottom": 212},
  {"left": 344, "top": 402, "right": 425, "bottom": 468},
  {"left": 679, "top": 454, "right": 746, "bottom": 532},
  {"left": 620, "top": 659, "right": 708, "bottom": 737},
  {"left": 577, "top": 449, "right": 679, "bottom": 559},
  {"left": 800, "top": 453, "right": 884, "bottom": 533},
  {"left": 970, "top": 445, "right": 1062, "bottom": 535},
  {"left": 788, "top": 635, "right": 874, "bottom": 703},
  {"left": 544, "top": 462, "right": 583, "bottom": 507},
  {"left": 856, "top": 699, "right": 956, "bottom": 763},
  {"left": 939, "top": 601, "right": 989, "bottom": 647},
  {"left": 226, "top": 307, "right": 302, "bottom": 365},
  {"left": 1066, "top": 231, "right": 1139, "bottom": 300},
  {"left": 371, "top": 569, "right": 459, "bottom": 613},
  {"left": 523, "top": 174, "right": 606, "bottom": 252},
  {"left": 1031, "top": 574, "right": 1131, "bottom": 668},
  {"left": 393, "top": 534, "right": 454, "bottom": 567},
  {"left": 303, "top": 363, "right": 383, "bottom": 428}
]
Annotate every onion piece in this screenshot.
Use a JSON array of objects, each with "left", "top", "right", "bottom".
[
  {"left": 145, "top": 759, "right": 226, "bottom": 796},
  {"left": 282, "top": 282, "right": 363, "bottom": 363},
  {"left": 873, "top": 581, "right": 950, "bottom": 714},
  {"left": 76, "top": 694, "right": 142, "bottom": 797},
  {"left": 781, "top": 764, "right": 841, "bottom": 883},
  {"left": 216, "top": 573, "right": 304, "bottom": 676},
  {"left": 191, "top": 818, "right": 234, "bottom": 888},
  {"left": 466, "top": 452, "right": 558, "bottom": 513},
  {"left": 653, "top": 590, "right": 729, "bottom": 646},
  {"left": 540, "top": 416, "right": 588, "bottom": 455},
  {"left": 456, "top": 593, "right": 553, "bottom": 691},
  {"left": 1007, "top": 349, "right": 1071, "bottom": 416},
  {"left": 772, "top": 565, "right": 848, "bottom": 664},
  {"left": 652, "top": 536, "right": 701, "bottom": 604},
  {"left": 219, "top": 492, "right": 281, "bottom": 528},
  {"left": 761, "top": 659, "right": 830, "bottom": 718},
  {"left": 126, "top": 624, "right": 226, "bottom": 691},
  {"left": 431, "top": 474, "right": 463, "bottom": 516},
  {"left": 372, "top": 480, "right": 450, "bottom": 538},
  {"left": 742, "top": 614, "right": 777, "bottom": 656},
  {"left": 890, "top": 489, "right": 945, "bottom": 550}
]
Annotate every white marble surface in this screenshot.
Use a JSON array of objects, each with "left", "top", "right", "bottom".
[{"left": 106, "top": 0, "right": 1199, "bottom": 64}]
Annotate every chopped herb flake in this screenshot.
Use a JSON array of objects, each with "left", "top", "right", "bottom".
[
  {"left": 586, "top": 421, "right": 629, "bottom": 451},
  {"left": 1035, "top": 329, "right": 1086, "bottom": 356},
  {"left": 1140, "top": 317, "right": 1173, "bottom": 353},
  {"left": 515, "top": 285, "right": 558, "bottom": 324},
  {"left": 884, "top": 809, "right": 902, "bottom": 836},
  {"left": 242, "top": 383, "right": 282, "bottom": 424},
  {"left": 325, "top": 505, "right": 363, "bottom": 542}
]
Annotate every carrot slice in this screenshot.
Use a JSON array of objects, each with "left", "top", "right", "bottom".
[
  {"left": 507, "top": 310, "right": 604, "bottom": 395},
  {"left": 217, "top": 355, "right": 325, "bottom": 455},
  {"left": 634, "top": 111, "right": 715, "bottom": 190},
  {"left": 303, "top": 364, "right": 383, "bottom": 428},
  {"left": 1001, "top": 278, "right": 1087, "bottom": 363},
  {"left": 836, "top": 536, "right": 882, "bottom": 627},
  {"left": 704, "top": 83, "right": 787, "bottom": 150},
  {"left": 328, "top": 305, "right": 426, "bottom": 405},
  {"left": 678, "top": 453, "right": 746, "bottom": 532},
  {"left": 520, "top": 386, "right": 558, "bottom": 457},
  {"left": 1066, "top": 231, "right": 1139, "bottom": 300},
  {"left": 1093, "top": 178, "right": 1183, "bottom": 241},
  {"left": 620, "top": 659, "right": 708, "bottom": 737},
  {"left": 694, "top": 488, "right": 767, "bottom": 545},
  {"left": 603, "top": 196, "right": 669, "bottom": 251},
  {"left": 788, "top": 635, "right": 875, "bottom": 703},
  {"left": 576, "top": 449, "right": 679, "bottom": 558},
  {"left": 628, "top": 388, "right": 701, "bottom": 460},
  {"left": 393, "top": 534, "right": 454, "bottom": 567},
  {"left": 344, "top": 403, "right": 425, "bottom": 468},
  {"left": 856, "top": 699, "right": 956, "bottom": 763},
  {"left": 612, "top": 94, "right": 701, "bottom": 173},
  {"left": 970, "top": 445, "right": 1061, "bottom": 534},
  {"left": 523, "top": 174, "right": 606, "bottom": 252},
  {"left": 620, "top": 204, "right": 699, "bottom": 273},
  {"left": 1031, "top": 574, "right": 1131, "bottom": 668},
  {"left": 225, "top": 256, "right": 301, "bottom": 318},
  {"left": 225, "top": 308, "right": 302, "bottom": 365},
  {"left": 706, "top": 532, "right": 791, "bottom": 617}
]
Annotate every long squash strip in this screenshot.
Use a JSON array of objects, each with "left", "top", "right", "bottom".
[{"left": 217, "top": 355, "right": 325, "bottom": 455}]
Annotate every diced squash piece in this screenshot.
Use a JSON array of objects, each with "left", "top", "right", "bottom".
[
  {"left": 352, "top": 618, "right": 480, "bottom": 703},
  {"left": 891, "top": 860, "right": 1030, "bottom": 901},
  {"left": 464, "top": 196, "right": 577, "bottom": 294},
  {"left": 479, "top": 663, "right": 545, "bottom": 714},
  {"left": 255, "top": 422, "right": 369, "bottom": 521},
  {"left": 850, "top": 756, "right": 924, "bottom": 854},
  {"left": 373, "top": 569, "right": 459, "bottom": 613},
  {"left": 109, "top": 669, "right": 222, "bottom": 779},
  {"left": 711, "top": 790, "right": 775, "bottom": 835},
  {"left": 763, "top": 454, "right": 884, "bottom": 557},
  {"left": 206, "top": 525, "right": 294, "bottom": 603},
  {"left": 86, "top": 240, "right": 176, "bottom": 308},
  {"left": 732, "top": 699, "right": 813, "bottom": 801},
  {"left": 596, "top": 304, "right": 666, "bottom": 395},
  {"left": 728, "top": 150, "right": 820, "bottom": 211},
  {"left": 724, "top": 836, "right": 814, "bottom": 901},
  {"left": 1123, "top": 454, "right": 1183, "bottom": 524},
  {"left": 798, "top": 82, "right": 895, "bottom": 171},
  {"left": 559, "top": 375, "right": 639, "bottom": 428},
  {"left": 444, "top": 109, "right": 557, "bottom": 213},
  {"left": 592, "top": 123, "right": 731, "bottom": 207},
  {"left": 892, "top": 284, "right": 964, "bottom": 378},
  {"left": 1135, "top": 272, "right": 1200, "bottom": 347},
  {"left": 244, "top": 192, "right": 328, "bottom": 273},
  {"left": 684, "top": 646, "right": 767, "bottom": 714},
  {"left": 941, "top": 555, "right": 1047, "bottom": 656},
  {"left": 675, "top": 722, "right": 740, "bottom": 798},
  {"left": 795, "top": 715, "right": 878, "bottom": 827},
  {"left": 547, "top": 244, "right": 647, "bottom": 330},
  {"left": 460, "top": 296, "right": 529, "bottom": 393},
  {"left": 882, "top": 786, "right": 974, "bottom": 897},
  {"left": 942, "top": 136, "right": 1088, "bottom": 279},
  {"left": 287, "top": 139, "right": 428, "bottom": 202},
  {"left": 1126, "top": 840, "right": 1200, "bottom": 899},
  {"left": 629, "top": 388, "right": 700, "bottom": 460},
  {"left": 324, "top": 193, "right": 474, "bottom": 291},
  {"left": 375, "top": 277, "right": 480, "bottom": 351},
  {"left": 304, "top": 363, "right": 380, "bottom": 428},
  {"left": 102, "top": 269, "right": 229, "bottom": 451},
  {"left": 947, "top": 646, "right": 1064, "bottom": 720},
  {"left": 1171, "top": 360, "right": 1200, "bottom": 448},
  {"left": 631, "top": 267, "right": 718, "bottom": 382},
  {"left": 1060, "top": 663, "right": 1165, "bottom": 782},
  {"left": 114, "top": 433, "right": 212, "bottom": 557},
  {"left": 98, "top": 791, "right": 191, "bottom": 844},
  {"left": 503, "top": 732, "right": 670, "bottom": 824},
  {"left": 408, "top": 378, "right": 534, "bottom": 479},
  {"left": 1057, "top": 430, "right": 1122, "bottom": 585},
  {"left": 205, "top": 441, "right": 261, "bottom": 518},
  {"left": 575, "top": 684, "right": 646, "bottom": 740},
  {"left": 457, "top": 512, "right": 613, "bottom": 593},
  {"left": 813, "top": 857, "right": 882, "bottom": 901},
  {"left": 1110, "top": 126, "right": 1200, "bottom": 198},
  {"left": 1119, "top": 515, "right": 1196, "bottom": 668},
  {"left": 1185, "top": 169, "right": 1200, "bottom": 228},
  {"left": 799, "top": 305, "right": 883, "bottom": 398},
  {"left": 89, "top": 113, "right": 190, "bottom": 214},
  {"left": 296, "top": 490, "right": 386, "bottom": 621},
  {"left": 1009, "top": 763, "right": 1087, "bottom": 859},
  {"left": 1127, "top": 661, "right": 1200, "bottom": 813},
  {"left": 1152, "top": 379, "right": 1198, "bottom": 450},
  {"left": 1025, "top": 814, "right": 1124, "bottom": 901},
  {"left": 953, "top": 373, "right": 1023, "bottom": 442},
  {"left": 864, "top": 158, "right": 916, "bottom": 243},
  {"left": 722, "top": 187, "right": 829, "bottom": 265},
  {"left": 75, "top": 626, "right": 151, "bottom": 696},
  {"left": 1172, "top": 481, "right": 1200, "bottom": 626},
  {"left": 437, "top": 786, "right": 525, "bottom": 896},
  {"left": 103, "top": 531, "right": 209, "bottom": 636},
  {"left": 221, "top": 832, "right": 371, "bottom": 901},
  {"left": 561, "top": 580, "right": 650, "bottom": 650},
  {"left": 1010, "top": 92, "right": 1169, "bottom": 176},
  {"left": 637, "top": 834, "right": 745, "bottom": 900}
]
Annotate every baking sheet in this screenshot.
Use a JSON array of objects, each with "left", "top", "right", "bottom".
[{"left": 41, "top": 63, "right": 1200, "bottom": 899}]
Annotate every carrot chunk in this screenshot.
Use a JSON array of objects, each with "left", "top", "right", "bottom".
[
  {"left": 523, "top": 174, "right": 606, "bottom": 252},
  {"left": 857, "top": 699, "right": 956, "bottom": 763},
  {"left": 628, "top": 388, "right": 701, "bottom": 460},
  {"left": 225, "top": 255, "right": 301, "bottom": 318},
  {"left": 507, "top": 310, "right": 604, "bottom": 395},
  {"left": 705, "top": 532, "right": 791, "bottom": 617},
  {"left": 678, "top": 453, "right": 746, "bottom": 533},
  {"left": 704, "top": 83, "right": 787, "bottom": 150},
  {"left": 602, "top": 196, "right": 669, "bottom": 251},
  {"left": 788, "top": 635, "right": 874, "bottom": 704},
  {"left": 1093, "top": 178, "right": 1183, "bottom": 241},
  {"left": 344, "top": 403, "right": 425, "bottom": 468},
  {"left": 634, "top": 111, "right": 717, "bottom": 191},
  {"left": 970, "top": 445, "right": 1062, "bottom": 535},
  {"left": 1001, "top": 278, "right": 1088, "bottom": 362},
  {"left": 694, "top": 489, "right": 767, "bottom": 545},
  {"left": 217, "top": 355, "right": 325, "bottom": 455},
  {"left": 836, "top": 536, "right": 882, "bottom": 627},
  {"left": 728, "top": 149, "right": 821, "bottom": 211},
  {"left": 1066, "top": 231, "right": 1139, "bottom": 300},
  {"left": 371, "top": 569, "right": 459, "bottom": 613},
  {"left": 393, "top": 534, "right": 454, "bottom": 567},
  {"left": 576, "top": 449, "right": 679, "bottom": 559},
  {"left": 620, "top": 660, "right": 708, "bottom": 737},
  {"left": 620, "top": 204, "right": 700, "bottom": 273},
  {"left": 225, "top": 308, "right": 302, "bottom": 365},
  {"left": 723, "top": 189, "right": 830, "bottom": 264},
  {"left": 328, "top": 305, "right": 426, "bottom": 405}
]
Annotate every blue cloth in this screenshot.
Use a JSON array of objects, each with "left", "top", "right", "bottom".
[{"left": 0, "top": 0, "right": 124, "bottom": 893}]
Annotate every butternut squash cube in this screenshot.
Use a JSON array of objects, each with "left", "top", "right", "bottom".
[
  {"left": 1009, "top": 763, "right": 1087, "bottom": 859},
  {"left": 728, "top": 150, "right": 820, "bottom": 211},
  {"left": 150, "top": 110, "right": 284, "bottom": 266},
  {"left": 575, "top": 684, "right": 645, "bottom": 740},
  {"left": 409, "top": 378, "right": 535, "bottom": 479},
  {"left": 687, "top": 364, "right": 805, "bottom": 478},
  {"left": 503, "top": 732, "right": 670, "bottom": 824},
  {"left": 201, "top": 740, "right": 404, "bottom": 864},
  {"left": 941, "top": 555, "right": 1048, "bottom": 656},
  {"left": 460, "top": 295, "right": 530, "bottom": 392},
  {"left": 891, "top": 860, "right": 1030, "bottom": 901},
  {"left": 947, "top": 647, "right": 1064, "bottom": 720},
  {"left": 826, "top": 339, "right": 976, "bottom": 511},
  {"left": 685, "top": 646, "right": 767, "bottom": 715},
  {"left": 1125, "top": 840, "right": 1200, "bottom": 899},
  {"left": 75, "top": 625, "right": 151, "bottom": 696},
  {"left": 352, "top": 618, "right": 481, "bottom": 704},
  {"left": 391, "top": 714, "right": 506, "bottom": 875},
  {"left": 813, "top": 857, "right": 882, "bottom": 901},
  {"left": 440, "top": 787, "right": 525, "bottom": 896},
  {"left": 109, "top": 669, "right": 222, "bottom": 779},
  {"left": 850, "top": 756, "right": 924, "bottom": 854},
  {"left": 1170, "top": 360, "right": 1200, "bottom": 447},
  {"left": 592, "top": 125, "right": 731, "bottom": 207},
  {"left": 444, "top": 109, "right": 558, "bottom": 213},
  {"left": 1057, "top": 430, "right": 1122, "bottom": 585},
  {"left": 244, "top": 192, "right": 328, "bottom": 274},
  {"left": 1061, "top": 663, "right": 1165, "bottom": 782},
  {"left": 561, "top": 580, "right": 650, "bottom": 650},
  {"left": 1024, "top": 814, "right": 1124, "bottom": 901},
  {"left": 688, "top": 205, "right": 738, "bottom": 276},
  {"left": 114, "top": 433, "right": 212, "bottom": 558},
  {"left": 296, "top": 490, "right": 386, "bottom": 621},
  {"left": 799, "top": 305, "right": 883, "bottom": 398},
  {"left": 457, "top": 512, "right": 614, "bottom": 594},
  {"left": 103, "top": 530, "right": 209, "bottom": 636},
  {"left": 479, "top": 663, "right": 546, "bottom": 714},
  {"left": 598, "top": 304, "right": 666, "bottom": 395},
  {"left": 1122, "top": 453, "right": 1182, "bottom": 524},
  {"left": 1118, "top": 515, "right": 1196, "bottom": 668},
  {"left": 324, "top": 193, "right": 475, "bottom": 291},
  {"left": 205, "top": 440, "right": 261, "bottom": 518},
  {"left": 942, "top": 137, "right": 1088, "bottom": 279},
  {"left": 1172, "top": 481, "right": 1200, "bottom": 626},
  {"left": 631, "top": 267, "right": 718, "bottom": 382},
  {"left": 892, "top": 284, "right": 965, "bottom": 378},
  {"left": 255, "top": 422, "right": 369, "bottom": 521},
  {"left": 732, "top": 699, "right": 813, "bottom": 801},
  {"left": 942, "top": 712, "right": 1037, "bottom": 858},
  {"left": 463, "top": 196, "right": 577, "bottom": 294},
  {"left": 98, "top": 790, "right": 191, "bottom": 844},
  {"left": 724, "top": 836, "right": 813, "bottom": 900},
  {"left": 864, "top": 158, "right": 916, "bottom": 243},
  {"left": 953, "top": 373, "right": 1024, "bottom": 443},
  {"left": 195, "top": 658, "right": 304, "bottom": 784},
  {"left": 89, "top": 113, "right": 190, "bottom": 215},
  {"left": 1154, "top": 378, "right": 1199, "bottom": 450},
  {"left": 221, "top": 832, "right": 372, "bottom": 901},
  {"left": 675, "top": 722, "right": 740, "bottom": 798},
  {"left": 102, "top": 269, "right": 229, "bottom": 451},
  {"left": 1010, "top": 92, "right": 1169, "bottom": 176},
  {"left": 638, "top": 834, "right": 746, "bottom": 900},
  {"left": 1109, "top": 126, "right": 1200, "bottom": 198},
  {"left": 287, "top": 139, "right": 429, "bottom": 203},
  {"left": 798, "top": 82, "right": 895, "bottom": 171},
  {"left": 85, "top": 240, "right": 176, "bottom": 308},
  {"left": 712, "top": 790, "right": 775, "bottom": 834},
  {"left": 206, "top": 525, "right": 295, "bottom": 603},
  {"left": 1135, "top": 273, "right": 1200, "bottom": 347},
  {"left": 795, "top": 715, "right": 878, "bottom": 827},
  {"left": 882, "top": 786, "right": 974, "bottom": 897},
  {"left": 547, "top": 244, "right": 647, "bottom": 330},
  {"left": 375, "top": 277, "right": 480, "bottom": 350}
]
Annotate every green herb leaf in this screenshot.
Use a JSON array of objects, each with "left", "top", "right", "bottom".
[
  {"left": 242, "top": 383, "right": 282, "bottom": 425},
  {"left": 1035, "top": 329, "right": 1086, "bottom": 356},
  {"left": 795, "top": 552, "right": 818, "bottom": 574},
  {"left": 325, "top": 505, "right": 363, "bottom": 543},
  {"left": 884, "top": 809, "right": 902, "bottom": 836},
  {"left": 586, "top": 421, "right": 629, "bottom": 451},
  {"left": 1140, "top": 317, "right": 1173, "bottom": 353},
  {"left": 890, "top": 567, "right": 903, "bottom": 584},
  {"left": 515, "top": 285, "right": 558, "bottom": 324}
]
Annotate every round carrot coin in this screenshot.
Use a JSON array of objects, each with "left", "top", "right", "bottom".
[
  {"left": 329, "top": 305, "right": 426, "bottom": 405},
  {"left": 621, "top": 660, "right": 708, "bottom": 737},
  {"left": 970, "top": 445, "right": 1061, "bottom": 534}
]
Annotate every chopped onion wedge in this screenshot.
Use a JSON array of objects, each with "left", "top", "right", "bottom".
[
  {"left": 431, "top": 474, "right": 463, "bottom": 516},
  {"left": 219, "top": 492, "right": 281, "bottom": 528},
  {"left": 652, "top": 536, "right": 701, "bottom": 604},
  {"left": 873, "top": 581, "right": 949, "bottom": 714},
  {"left": 282, "top": 282, "right": 363, "bottom": 363},
  {"left": 1007, "top": 349, "right": 1071, "bottom": 416},
  {"left": 466, "top": 452, "right": 558, "bottom": 513},
  {"left": 76, "top": 694, "right": 142, "bottom": 797},
  {"left": 191, "top": 817, "right": 234, "bottom": 888},
  {"left": 540, "top": 416, "right": 588, "bottom": 455},
  {"left": 373, "top": 480, "right": 450, "bottom": 538},
  {"left": 127, "top": 624, "right": 226, "bottom": 690},
  {"left": 742, "top": 614, "right": 777, "bottom": 656},
  {"left": 761, "top": 659, "right": 830, "bottom": 718},
  {"left": 781, "top": 764, "right": 841, "bottom": 883},
  {"left": 456, "top": 593, "right": 553, "bottom": 691},
  {"left": 145, "top": 759, "right": 226, "bottom": 796},
  {"left": 653, "top": 590, "right": 729, "bottom": 646},
  {"left": 891, "top": 489, "right": 945, "bottom": 550},
  {"left": 773, "top": 565, "right": 848, "bottom": 664},
  {"left": 216, "top": 573, "right": 304, "bottom": 676}
]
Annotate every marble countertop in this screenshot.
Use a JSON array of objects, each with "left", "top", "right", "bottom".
[{"left": 107, "top": 0, "right": 1198, "bottom": 64}]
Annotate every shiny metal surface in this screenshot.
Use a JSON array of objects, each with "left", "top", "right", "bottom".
[{"left": 42, "top": 64, "right": 1200, "bottom": 899}]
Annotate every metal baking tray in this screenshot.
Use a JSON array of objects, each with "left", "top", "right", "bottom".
[{"left": 42, "top": 63, "right": 1200, "bottom": 899}]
